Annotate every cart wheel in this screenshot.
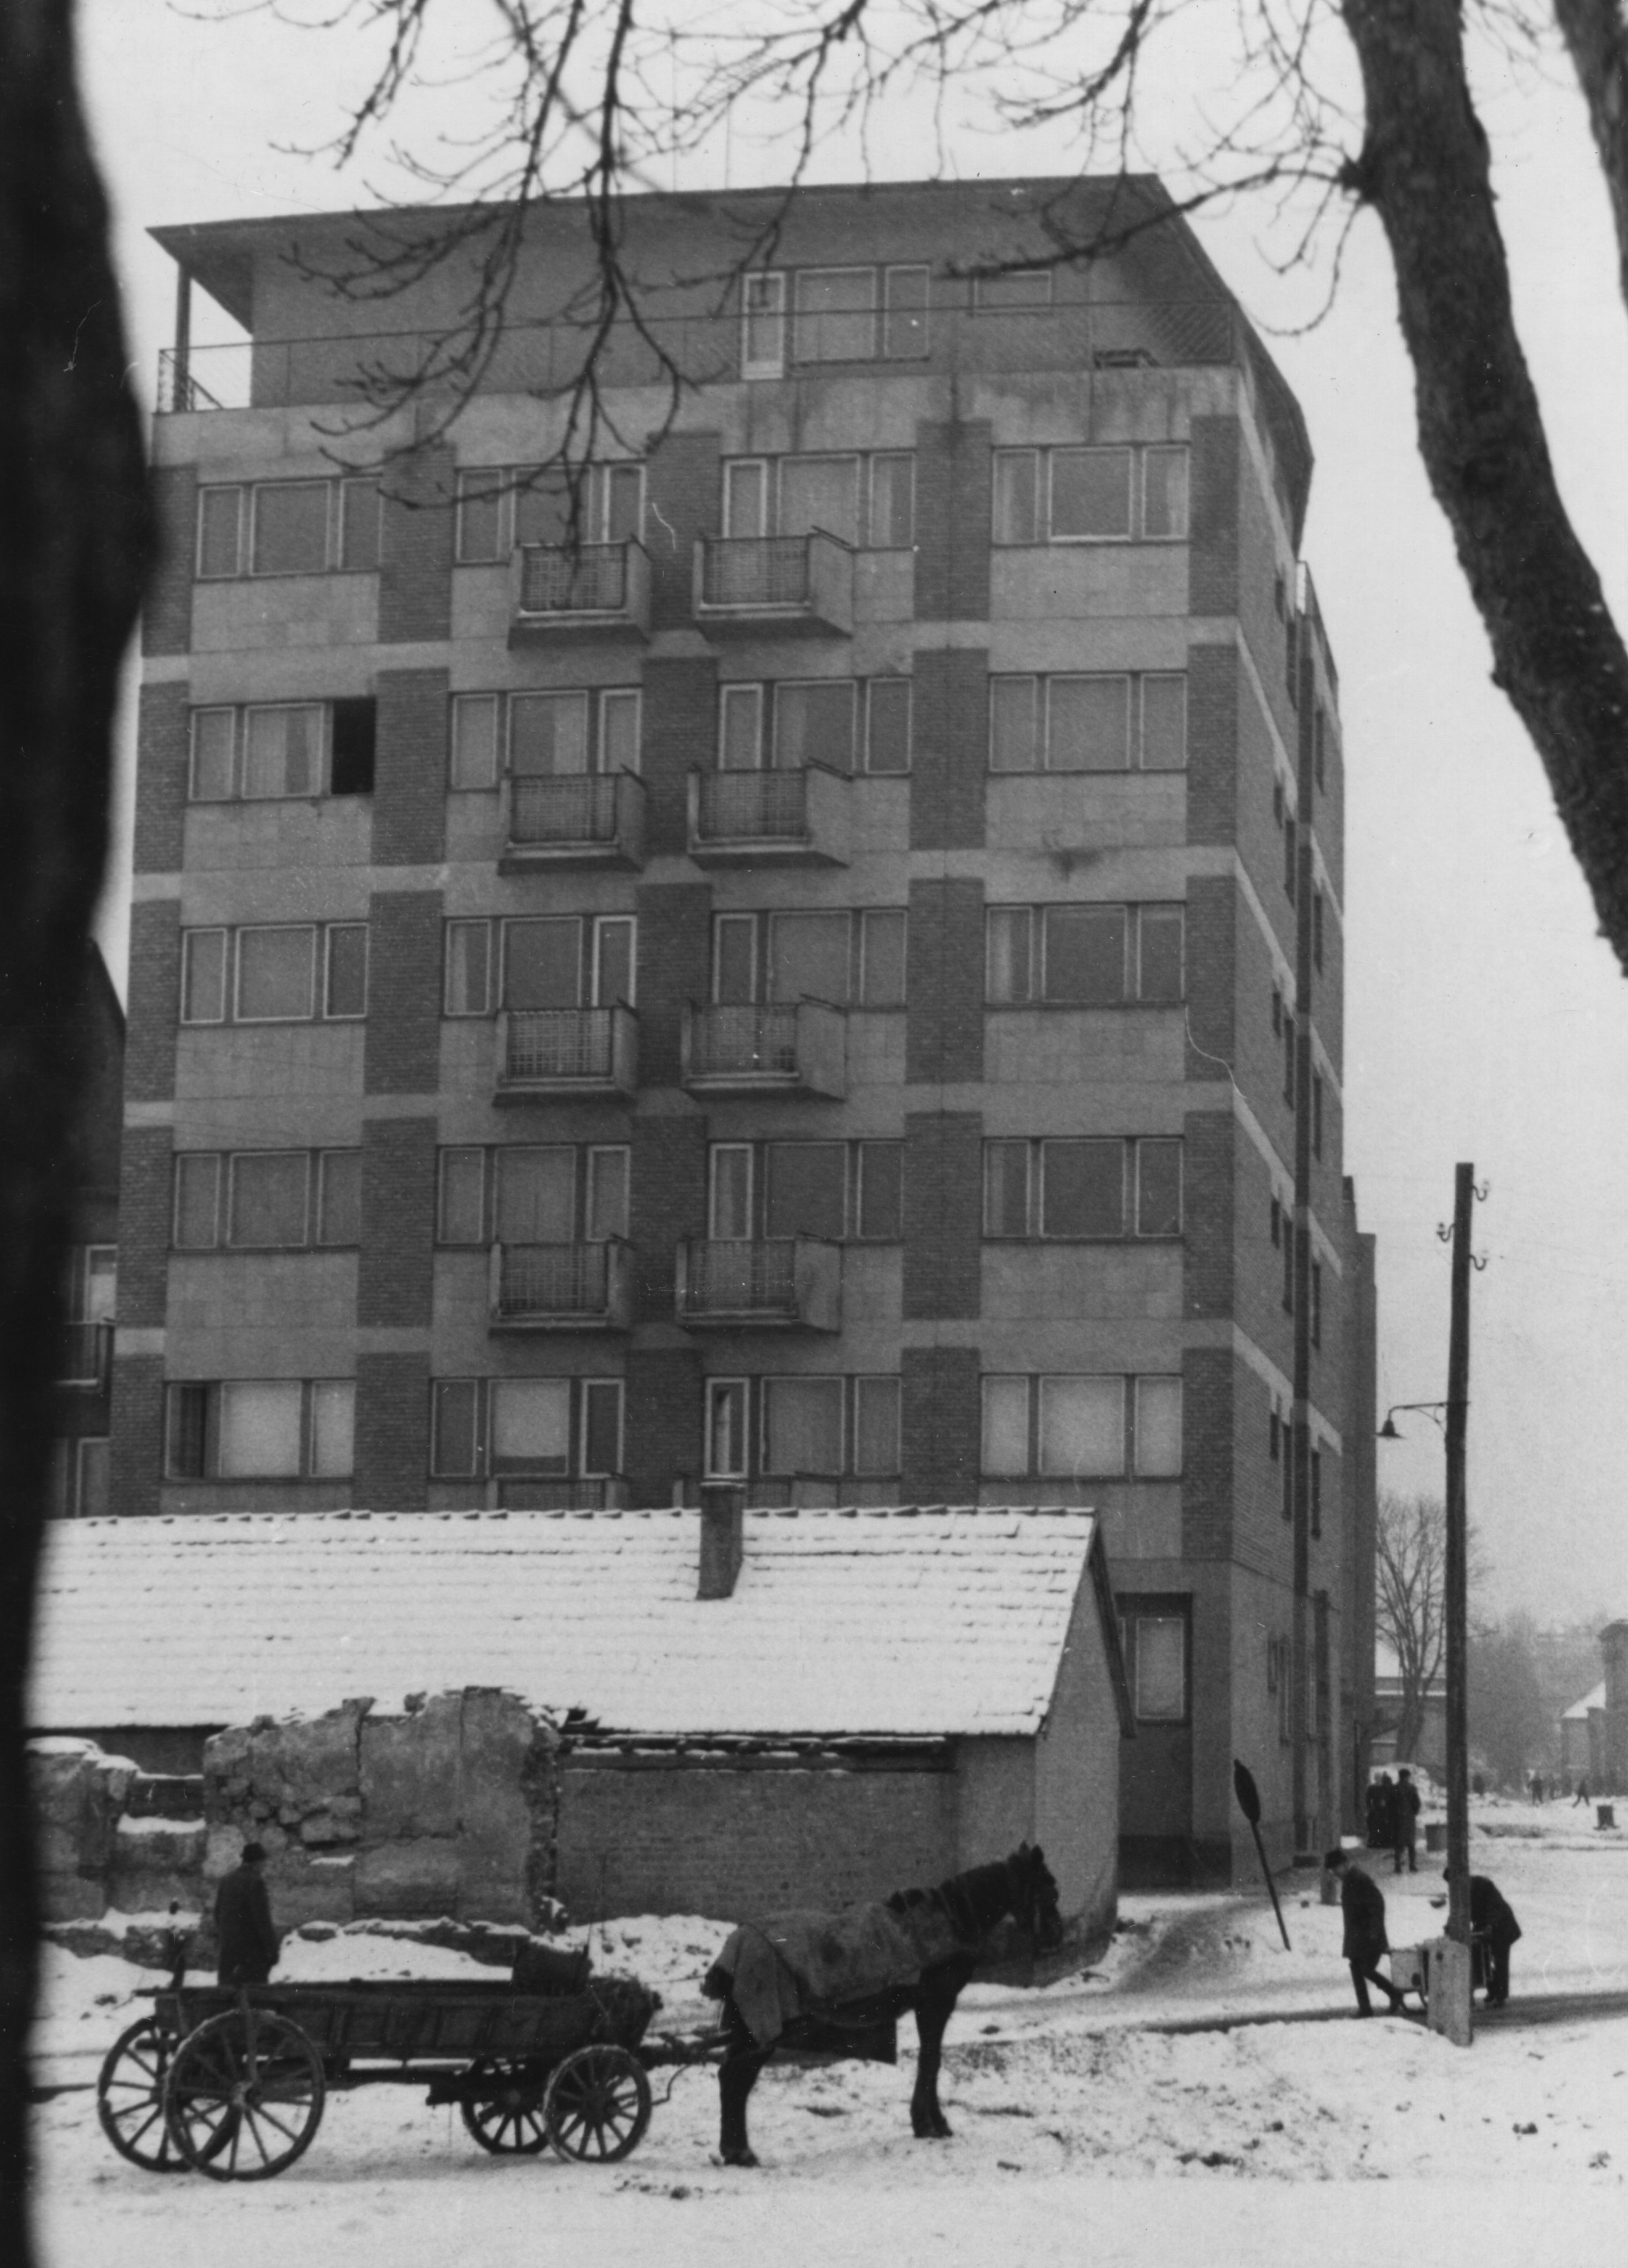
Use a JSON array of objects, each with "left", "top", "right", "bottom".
[
  {"left": 460, "top": 2060, "right": 550, "bottom": 2155},
  {"left": 97, "top": 2018, "right": 191, "bottom": 2172},
  {"left": 164, "top": 2008, "right": 325, "bottom": 2181},
  {"left": 543, "top": 2045, "right": 652, "bottom": 2164}
]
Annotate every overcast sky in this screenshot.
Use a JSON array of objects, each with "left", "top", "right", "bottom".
[{"left": 77, "top": 0, "right": 1628, "bottom": 1635}]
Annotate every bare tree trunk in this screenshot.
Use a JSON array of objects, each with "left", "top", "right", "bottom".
[
  {"left": 1554, "top": 0, "right": 1628, "bottom": 313},
  {"left": 0, "top": 1, "right": 151, "bottom": 2249},
  {"left": 1340, "top": 0, "right": 1628, "bottom": 978}
]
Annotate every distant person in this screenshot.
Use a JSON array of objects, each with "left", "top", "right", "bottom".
[
  {"left": 1473, "top": 1772, "right": 1486, "bottom": 1798},
  {"left": 215, "top": 1841, "right": 281, "bottom": 1988},
  {"left": 1529, "top": 1773, "right": 1545, "bottom": 1805},
  {"left": 1364, "top": 1779, "right": 1386, "bottom": 1849},
  {"left": 1573, "top": 1778, "right": 1591, "bottom": 1808},
  {"left": 1375, "top": 1771, "right": 1397, "bottom": 1852},
  {"left": 1392, "top": 1768, "right": 1421, "bottom": 1874},
  {"left": 1449, "top": 1871, "right": 1521, "bottom": 2008},
  {"left": 1326, "top": 1848, "right": 1408, "bottom": 2017}
]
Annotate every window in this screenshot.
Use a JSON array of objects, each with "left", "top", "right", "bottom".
[
  {"left": 166, "top": 1379, "right": 355, "bottom": 1478},
  {"left": 430, "top": 1377, "right": 623, "bottom": 1480},
  {"left": 443, "top": 915, "right": 635, "bottom": 1016},
  {"left": 189, "top": 700, "right": 376, "bottom": 802},
  {"left": 196, "top": 477, "right": 380, "bottom": 579},
  {"left": 1270, "top": 1195, "right": 1282, "bottom": 1250},
  {"left": 173, "top": 1150, "right": 361, "bottom": 1250},
  {"left": 992, "top": 446, "right": 1188, "bottom": 544},
  {"left": 714, "top": 676, "right": 910, "bottom": 776},
  {"left": 711, "top": 910, "right": 905, "bottom": 1008},
  {"left": 453, "top": 462, "right": 644, "bottom": 562},
  {"left": 982, "top": 1138, "right": 1182, "bottom": 1238},
  {"left": 760, "top": 1375, "right": 902, "bottom": 1477},
  {"left": 1282, "top": 1217, "right": 1296, "bottom": 1312},
  {"left": 973, "top": 267, "right": 1053, "bottom": 310},
  {"left": 980, "top": 1375, "right": 1182, "bottom": 1478},
  {"left": 721, "top": 454, "right": 915, "bottom": 547},
  {"left": 1283, "top": 1013, "right": 1297, "bottom": 1109},
  {"left": 179, "top": 925, "right": 368, "bottom": 1026},
  {"left": 772, "top": 265, "right": 929, "bottom": 365},
  {"left": 706, "top": 1378, "right": 749, "bottom": 1477},
  {"left": 436, "top": 1145, "right": 629, "bottom": 1245},
  {"left": 986, "top": 905, "right": 1183, "bottom": 1004},
  {"left": 1121, "top": 1609, "right": 1189, "bottom": 1723},
  {"left": 989, "top": 673, "right": 1186, "bottom": 772},
  {"left": 449, "top": 686, "right": 640, "bottom": 791},
  {"left": 1282, "top": 1417, "right": 1294, "bottom": 1520},
  {"left": 707, "top": 1140, "right": 904, "bottom": 1242},
  {"left": 64, "top": 1243, "right": 117, "bottom": 1325}
]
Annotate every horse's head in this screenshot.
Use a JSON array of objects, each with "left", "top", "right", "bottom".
[{"left": 1009, "top": 1842, "right": 1064, "bottom": 1951}]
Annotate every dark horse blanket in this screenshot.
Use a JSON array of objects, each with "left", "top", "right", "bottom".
[{"left": 706, "top": 1899, "right": 963, "bottom": 2050}]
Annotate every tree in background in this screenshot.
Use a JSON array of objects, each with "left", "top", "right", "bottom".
[
  {"left": 1375, "top": 1491, "right": 1447, "bottom": 1764},
  {"left": 239, "top": 0, "right": 1628, "bottom": 979},
  {"left": 1469, "top": 1612, "right": 1554, "bottom": 1789},
  {"left": 0, "top": 3, "right": 151, "bottom": 2255}
]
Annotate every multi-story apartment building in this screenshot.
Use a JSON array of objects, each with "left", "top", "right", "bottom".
[
  {"left": 50, "top": 944, "right": 124, "bottom": 1520},
  {"left": 116, "top": 175, "right": 1375, "bottom": 1883}
]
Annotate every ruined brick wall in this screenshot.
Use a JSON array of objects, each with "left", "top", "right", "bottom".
[
  {"left": 202, "top": 1688, "right": 560, "bottom": 1936},
  {"left": 30, "top": 1738, "right": 206, "bottom": 1922}
]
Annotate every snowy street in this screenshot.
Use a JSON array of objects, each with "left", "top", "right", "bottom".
[{"left": 33, "top": 1807, "right": 1628, "bottom": 2268}]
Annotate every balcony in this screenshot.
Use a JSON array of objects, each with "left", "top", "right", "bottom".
[
  {"left": 495, "top": 1006, "right": 638, "bottom": 1101},
  {"left": 687, "top": 764, "right": 850, "bottom": 868},
  {"left": 489, "top": 1240, "right": 633, "bottom": 1331},
  {"left": 693, "top": 532, "right": 853, "bottom": 637},
  {"left": 55, "top": 1320, "right": 112, "bottom": 1390},
  {"left": 501, "top": 772, "right": 644, "bottom": 872},
  {"left": 682, "top": 1002, "right": 846, "bottom": 1098},
  {"left": 510, "top": 540, "right": 651, "bottom": 644},
  {"left": 676, "top": 1238, "right": 842, "bottom": 1331}
]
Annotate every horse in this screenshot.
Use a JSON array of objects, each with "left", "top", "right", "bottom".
[{"left": 705, "top": 1842, "right": 1062, "bottom": 2167}]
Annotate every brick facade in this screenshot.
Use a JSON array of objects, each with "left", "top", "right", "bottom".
[
  {"left": 123, "top": 900, "right": 181, "bottom": 1104},
  {"left": 902, "top": 1111, "right": 983, "bottom": 1319},
  {"left": 640, "top": 658, "right": 717, "bottom": 858},
  {"left": 645, "top": 430, "right": 722, "bottom": 632},
  {"left": 910, "top": 649, "right": 988, "bottom": 852},
  {"left": 901, "top": 1345, "right": 982, "bottom": 1499},
  {"left": 358, "top": 1118, "right": 438, "bottom": 1326},
  {"left": 633, "top": 881, "right": 711, "bottom": 1088},
  {"left": 624, "top": 1345, "right": 703, "bottom": 1507},
  {"left": 378, "top": 445, "right": 455, "bottom": 644},
  {"left": 373, "top": 669, "right": 449, "bottom": 866},
  {"left": 362, "top": 891, "right": 443, "bottom": 1096},
  {"left": 142, "top": 464, "right": 196, "bottom": 657},
  {"left": 914, "top": 418, "right": 993, "bottom": 621},
  {"left": 905, "top": 877, "right": 985, "bottom": 1084},
  {"left": 353, "top": 1351, "right": 431, "bottom": 1511},
  {"left": 114, "top": 1125, "right": 175, "bottom": 1330},
  {"left": 132, "top": 684, "right": 191, "bottom": 876},
  {"left": 109, "top": 1354, "right": 166, "bottom": 1520}
]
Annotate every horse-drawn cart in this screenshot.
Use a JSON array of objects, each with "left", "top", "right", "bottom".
[{"left": 96, "top": 1963, "right": 705, "bottom": 2181}]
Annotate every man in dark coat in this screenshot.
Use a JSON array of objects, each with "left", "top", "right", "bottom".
[
  {"left": 1392, "top": 1768, "right": 1421, "bottom": 1874},
  {"left": 1458, "top": 1872, "right": 1521, "bottom": 2008},
  {"left": 1326, "top": 1847, "right": 1407, "bottom": 2016},
  {"left": 214, "top": 1841, "right": 281, "bottom": 1987}
]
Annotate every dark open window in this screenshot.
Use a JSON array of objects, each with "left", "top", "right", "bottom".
[{"left": 330, "top": 698, "right": 377, "bottom": 796}]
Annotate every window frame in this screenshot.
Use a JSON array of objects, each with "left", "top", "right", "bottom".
[
  {"left": 196, "top": 477, "right": 380, "bottom": 581},
  {"left": 427, "top": 1375, "right": 624, "bottom": 1481},
  {"left": 164, "top": 1377, "right": 356, "bottom": 1481},
  {"left": 990, "top": 443, "right": 1190, "bottom": 545},
  {"left": 980, "top": 1137, "right": 1183, "bottom": 1240},
  {"left": 987, "top": 673, "right": 1188, "bottom": 774},
  {"left": 979, "top": 1372, "right": 1183, "bottom": 1480},
  {"left": 453, "top": 462, "right": 647, "bottom": 563}
]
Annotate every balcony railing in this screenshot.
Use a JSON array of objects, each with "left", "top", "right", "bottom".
[
  {"left": 682, "top": 1002, "right": 846, "bottom": 1098},
  {"left": 511, "top": 540, "right": 650, "bottom": 642},
  {"left": 156, "top": 301, "right": 1252, "bottom": 418},
  {"left": 687, "top": 763, "right": 850, "bottom": 867},
  {"left": 693, "top": 532, "right": 853, "bottom": 636},
  {"left": 676, "top": 1237, "right": 842, "bottom": 1331},
  {"left": 502, "top": 772, "right": 644, "bottom": 869},
  {"left": 496, "top": 1005, "right": 638, "bottom": 1100},
  {"left": 489, "top": 1240, "right": 632, "bottom": 1330},
  {"left": 55, "top": 1320, "right": 112, "bottom": 1389}
]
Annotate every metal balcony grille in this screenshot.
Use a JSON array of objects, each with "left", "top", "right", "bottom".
[
  {"left": 696, "top": 771, "right": 807, "bottom": 842},
  {"left": 504, "top": 1008, "right": 617, "bottom": 1083},
  {"left": 688, "top": 1004, "right": 799, "bottom": 1078},
  {"left": 700, "top": 535, "right": 813, "bottom": 608},
  {"left": 509, "top": 775, "right": 620, "bottom": 846},
  {"left": 680, "top": 1240, "right": 798, "bottom": 1317},
  {"left": 496, "top": 1243, "right": 612, "bottom": 1319},
  {"left": 519, "top": 543, "right": 628, "bottom": 614}
]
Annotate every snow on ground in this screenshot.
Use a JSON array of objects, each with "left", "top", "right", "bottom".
[{"left": 33, "top": 1802, "right": 1628, "bottom": 2268}]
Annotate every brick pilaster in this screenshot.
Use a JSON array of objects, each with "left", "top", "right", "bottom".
[
  {"left": 914, "top": 419, "right": 992, "bottom": 621},
  {"left": 358, "top": 1118, "right": 438, "bottom": 1326},
  {"left": 910, "top": 649, "right": 987, "bottom": 852},
  {"left": 109, "top": 1354, "right": 166, "bottom": 1519},
  {"left": 142, "top": 464, "right": 196, "bottom": 657},
  {"left": 902, "top": 1111, "right": 982, "bottom": 1320},
  {"left": 901, "top": 1345, "right": 982, "bottom": 1500},
  {"left": 373, "top": 667, "right": 449, "bottom": 866},
  {"left": 133, "top": 682, "right": 191, "bottom": 875},
  {"left": 624, "top": 1346, "right": 703, "bottom": 1508},
  {"left": 362, "top": 890, "right": 443, "bottom": 1096},
  {"left": 125, "top": 900, "right": 182, "bottom": 1105},
  {"left": 905, "top": 877, "right": 985, "bottom": 1084},
  {"left": 633, "top": 881, "right": 711, "bottom": 1088},
  {"left": 379, "top": 445, "right": 455, "bottom": 644},
  {"left": 353, "top": 1351, "right": 431, "bottom": 1510}
]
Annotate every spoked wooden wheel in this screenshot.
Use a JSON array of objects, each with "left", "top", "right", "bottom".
[
  {"left": 460, "top": 2059, "right": 550, "bottom": 2155},
  {"left": 543, "top": 2044, "right": 651, "bottom": 2164},
  {"left": 97, "top": 2018, "right": 190, "bottom": 2172},
  {"left": 164, "top": 2008, "right": 325, "bottom": 2180}
]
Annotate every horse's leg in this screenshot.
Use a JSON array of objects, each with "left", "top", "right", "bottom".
[
  {"left": 910, "top": 1971, "right": 961, "bottom": 2140},
  {"left": 717, "top": 2003, "right": 769, "bottom": 2167}
]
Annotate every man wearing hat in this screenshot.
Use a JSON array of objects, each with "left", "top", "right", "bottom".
[
  {"left": 1325, "top": 1846, "right": 1409, "bottom": 2016},
  {"left": 214, "top": 1841, "right": 282, "bottom": 1987}
]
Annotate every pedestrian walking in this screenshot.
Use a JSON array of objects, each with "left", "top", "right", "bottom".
[
  {"left": 1573, "top": 1778, "right": 1591, "bottom": 1807},
  {"left": 1325, "top": 1848, "right": 1408, "bottom": 2017},
  {"left": 1375, "top": 1771, "right": 1397, "bottom": 1853},
  {"left": 1392, "top": 1767, "right": 1421, "bottom": 1874},
  {"left": 214, "top": 1841, "right": 281, "bottom": 1987}
]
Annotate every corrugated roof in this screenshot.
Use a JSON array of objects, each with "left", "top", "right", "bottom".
[{"left": 29, "top": 1505, "right": 1103, "bottom": 1740}]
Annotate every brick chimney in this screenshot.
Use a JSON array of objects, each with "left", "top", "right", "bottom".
[{"left": 697, "top": 1482, "right": 745, "bottom": 1599}]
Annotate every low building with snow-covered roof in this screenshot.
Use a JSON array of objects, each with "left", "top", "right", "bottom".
[
  {"left": 1559, "top": 1680, "right": 1607, "bottom": 1789},
  {"left": 31, "top": 1493, "right": 1131, "bottom": 1936}
]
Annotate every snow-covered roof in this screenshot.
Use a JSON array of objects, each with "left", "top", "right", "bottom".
[
  {"left": 1562, "top": 1680, "right": 1607, "bottom": 1721},
  {"left": 29, "top": 1505, "right": 1115, "bottom": 1741}
]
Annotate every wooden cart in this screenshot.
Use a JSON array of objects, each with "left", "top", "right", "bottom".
[{"left": 97, "top": 1970, "right": 674, "bottom": 2181}]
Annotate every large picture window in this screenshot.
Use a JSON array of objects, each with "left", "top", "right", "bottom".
[
  {"left": 989, "top": 674, "right": 1187, "bottom": 773},
  {"left": 166, "top": 1379, "right": 355, "bottom": 1479},
  {"left": 980, "top": 1375, "right": 1183, "bottom": 1480}
]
